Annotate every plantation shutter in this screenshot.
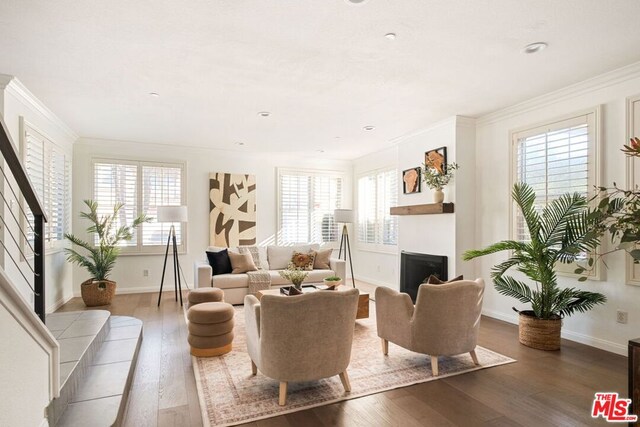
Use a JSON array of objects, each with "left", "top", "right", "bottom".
[
  {"left": 23, "top": 126, "right": 70, "bottom": 250},
  {"left": 358, "top": 168, "right": 398, "bottom": 246},
  {"left": 93, "top": 162, "right": 138, "bottom": 247},
  {"left": 513, "top": 113, "right": 595, "bottom": 243},
  {"left": 142, "top": 164, "right": 183, "bottom": 246},
  {"left": 24, "top": 129, "right": 45, "bottom": 246},
  {"left": 278, "top": 170, "right": 343, "bottom": 245}
]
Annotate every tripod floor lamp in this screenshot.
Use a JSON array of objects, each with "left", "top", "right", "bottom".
[
  {"left": 157, "top": 205, "right": 188, "bottom": 307},
  {"left": 334, "top": 209, "right": 356, "bottom": 288}
]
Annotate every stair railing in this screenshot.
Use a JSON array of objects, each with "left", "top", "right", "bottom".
[{"left": 0, "top": 116, "right": 47, "bottom": 323}]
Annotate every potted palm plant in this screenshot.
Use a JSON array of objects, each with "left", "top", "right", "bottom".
[
  {"left": 65, "top": 200, "right": 149, "bottom": 307},
  {"left": 463, "top": 183, "right": 606, "bottom": 350}
]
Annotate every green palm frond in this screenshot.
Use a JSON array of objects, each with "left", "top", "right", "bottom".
[
  {"left": 462, "top": 182, "right": 606, "bottom": 320},
  {"left": 65, "top": 200, "right": 151, "bottom": 281}
]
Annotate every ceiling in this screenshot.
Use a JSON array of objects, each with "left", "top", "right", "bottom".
[{"left": 1, "top": 1, "right": 640, "bottom": 159}]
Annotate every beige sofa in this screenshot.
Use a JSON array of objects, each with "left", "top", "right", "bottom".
[
  {"left": 194, "top": 244, "right": 346, "bottom": 304},
  {"left": 244, "top": 288, "right": 359, "bottom": 405}
]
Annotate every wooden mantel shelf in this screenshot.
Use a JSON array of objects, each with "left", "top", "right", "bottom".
[{"left": 390, "top": 203, "right": 454, "bottom": 215}]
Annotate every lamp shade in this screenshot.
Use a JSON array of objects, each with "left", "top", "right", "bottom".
[
  {"left": 334, "top": 209, "right": 354, "bottom": 223},
  {"left": 157, "top": 205, "right": 188, "bottom": 223}
]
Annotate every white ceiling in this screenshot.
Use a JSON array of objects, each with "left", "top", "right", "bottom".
[{"left": 1, "top": 1, "right": 640, "bottom": 159}]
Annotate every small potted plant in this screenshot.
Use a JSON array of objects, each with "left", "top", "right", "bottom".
[
  {"left": 65, "top": 200, "right": 150, "bottom": 307},
  {"left": 278, "top": 267, "right": 308, "bottom": 291},
  {"left": 322, "top": 276, "right": 342, "bottom": 289},
  {"left": 422, "top": 162, "right": 459, "bottom": 203}
]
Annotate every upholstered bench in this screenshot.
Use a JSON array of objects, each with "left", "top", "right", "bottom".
[
  {"left": 187, "top": 302, "right": 234, "bottom": 357},
  {"left": 187, "top": 287, "right": 224, "bottom": 308}
]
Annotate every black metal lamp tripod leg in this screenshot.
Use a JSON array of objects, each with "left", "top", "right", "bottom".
[
  {"left": 157, "top": 230, "right": 172, "bottom": 307},
  {"left": 173, "top": 231, "right": 183, "bottom": 306}
]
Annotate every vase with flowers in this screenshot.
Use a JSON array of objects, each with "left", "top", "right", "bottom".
[
  {"left": 278, "top": 267, "right": 308, "bottom": 290},
  {"left": 422, "top": 162, "right": 459, "bottom": 203}
]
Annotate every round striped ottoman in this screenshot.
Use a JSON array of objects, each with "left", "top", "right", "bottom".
[
  {"left": 187, "top": 287, "right": 224, "bottom": 309},
  {"left": 187, "top": 302, "right": 234, "bottom": 357}
]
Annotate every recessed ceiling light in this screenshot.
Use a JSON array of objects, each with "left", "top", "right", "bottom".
[
  {"left": 363, "top": 125, "right": 375, "bottom": 131},
  {"left": 257, "top": 111, "right": 271, "bottom": 117},
  {"left": 234, "top": 142, "right": 245, "bottom": 146},
  {"left": 317, "top": 149, "right": 325, "bottom": 153},
  {"left": 384, "top": 33, "right": 396, "bottom": 40},
  {"left": 149, "top": 92, "right": 160, "bottom": 97},
  {"left": 345, "top": 0, "right": 369, "bottom": 4},
  {"left": 522, "top": 42, "right": 548, "bottom": 54}
]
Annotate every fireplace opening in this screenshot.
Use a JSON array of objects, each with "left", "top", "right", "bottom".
[{"left": 400, "top": 251, "right": 448, "bottom": 303}]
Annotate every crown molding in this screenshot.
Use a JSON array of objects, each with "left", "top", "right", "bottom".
[
  {"left": 477, "top": 60, "right": 640, "bottom": 126},
  {"left": 1, "top": 74, "right": 78, "bottom": 142}
]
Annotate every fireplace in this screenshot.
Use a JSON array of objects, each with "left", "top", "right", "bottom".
[{"left": 400, "top": 251, "right": 448, "bottom": 303}]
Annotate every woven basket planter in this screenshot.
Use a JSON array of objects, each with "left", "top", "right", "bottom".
[
  {"left": 518, "top": 310, "right": 562, "bottom": 351},
  {"left": 81, "top": 279, "right": 116, "bottom": 307}
]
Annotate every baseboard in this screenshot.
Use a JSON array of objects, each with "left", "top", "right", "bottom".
[
  {"left": 47, "top": 294, "right": 74, "bottom": 313},
  {"left": 354, "top": 275, "right": 396, "bottom": 288},
  {"left": 72, "top": 284, "right": 194, "bottom": 297},
  {"left": 482, "top": 308, "right": 627, "bottom": 356}
]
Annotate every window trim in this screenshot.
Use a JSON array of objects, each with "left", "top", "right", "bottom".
[
  {"left": 508, "top": 106, "right": 602, "bottom": 280},
  {"left": 19, "top": 117, "right": 71, "bottom": 255},
  {"left": 276, "top": 167, "right": 346, "bottom": 247},
  {"left": 355, "top": 166, "right": 399, "bottom": 254},
  {"left": 91, "top": 157, "right": 188, "bottom": 255}
]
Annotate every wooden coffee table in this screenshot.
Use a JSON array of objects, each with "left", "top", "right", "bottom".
[{"left": 256, "top": 285, "right": 369, "bottom": 320}]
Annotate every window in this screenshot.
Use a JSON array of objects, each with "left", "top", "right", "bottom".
[
  {"left": 357, "top": 168, "right": 398, "bottom": 249},
  {"left": 511, "top": 109, "right": 599, "bottom": 274},
  {"left": 92, "top": 159, "right": 185, "bottom": 253},
  {"left": 22, "top": 123, "right": 71, "bottom": 252},
  {"left": 277, "top": 169, "right": 343, "bottom": 245}
]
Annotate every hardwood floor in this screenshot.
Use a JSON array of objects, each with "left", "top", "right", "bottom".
[{"left": 56, "top": 289, "right": 627, "bottom": 427}]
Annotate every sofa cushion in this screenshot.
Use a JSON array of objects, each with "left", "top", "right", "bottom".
[
  {"left": 289, "top": 251, "right": 316, "bottom": 271},
  {"left": 229, "top": 251, "right": 258, "bottom": 274},
  {"left": 269, "top": 269, "right": 335, "bottom": 285},
  {"left": 206, "top": 249, "right": 233, "bottom": 276},
  {"left": 267, "top": 244, "right": 320, "bottom": 269},
  {"left": 312, "top": 248, "right": 333, "bottom": 269},
  {"left": 212, "top": 273, "right": 249, "bottom": 289}
]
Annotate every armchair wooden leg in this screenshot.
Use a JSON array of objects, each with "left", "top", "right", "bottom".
[
  {"left": 431, "top": 356, "right": 439, "bottom": 376},
  {"left": 339, "top": 371, "right": 351, "bottom": 392},
  {"left": 470, "top": 349, "right": 479, "bottom": 366},
  {"left": 279, "top": 382, "right": 287, "bottom": 406},
  {"left": 251, "top": 360, "right": 257, "bottom": 375},
  {"left": 381, "top": 338, "right": 388, "bottom": 355}
]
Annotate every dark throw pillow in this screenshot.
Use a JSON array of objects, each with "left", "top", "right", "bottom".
[
  {"left": 206, "top": 249, "right": 232, "bottom": 276},
  {"left": 425, "top": 274, "right": 464, "bottom": 285}
]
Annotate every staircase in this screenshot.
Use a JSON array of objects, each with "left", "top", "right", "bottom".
[{"left": 46, "top": 311, "right": 143, "bottom": 427}]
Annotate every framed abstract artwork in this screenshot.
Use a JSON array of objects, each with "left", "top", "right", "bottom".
[
  {"left": 402, "top": 167, "right": 421, "bottom": 194},
  {"left": 209, "top": 172, "right": 257, "bottom": 247},
  {"left": 425, "top": 146, "right": 448, "bottom": 175}
]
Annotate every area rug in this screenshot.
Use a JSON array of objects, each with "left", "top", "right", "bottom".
[{"left": 192, "top": 304, "right": 515, "bottom": 427}]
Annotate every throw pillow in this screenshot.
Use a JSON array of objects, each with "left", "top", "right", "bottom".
[
  {"left": 228, "top": 251, "right": 258, "bottom": 274},
  {"left": 289, "top": 251, "right": 316, "bottom": 271},
  {"left": 425, "top": 274, "right": 464, "bottom": 285},
  {"left": 238, "top": 246, "right": 263, "bottom": 270},
  {"left": 312, "top": 248, "right": 332, "bottom": 270},
  {"left": 206, "top": 249, "right": 232, "bottom": 276}
]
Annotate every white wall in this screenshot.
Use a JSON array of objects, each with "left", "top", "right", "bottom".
[
  {"left": 73, "top": 138, "right": 352, "bottom": 294},
  {"left": 475, "top": 62, "right": 640, "bottom": 355},
  {"left": 0, "top": 75, "right": 77, "bottom": 313},
  {"left": 396, "top": 116, "right": 477, "bottom": 281},
  {"left": 352, "top": 146, "right": 398, "bottom": 287}
]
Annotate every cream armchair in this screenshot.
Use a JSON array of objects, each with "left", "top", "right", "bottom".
[
  {"left": 244, "top": 289, "right": 359, "bottom": 405},
  {"left": 375, "top": 279, "right": 485, "bottom": 376}
]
